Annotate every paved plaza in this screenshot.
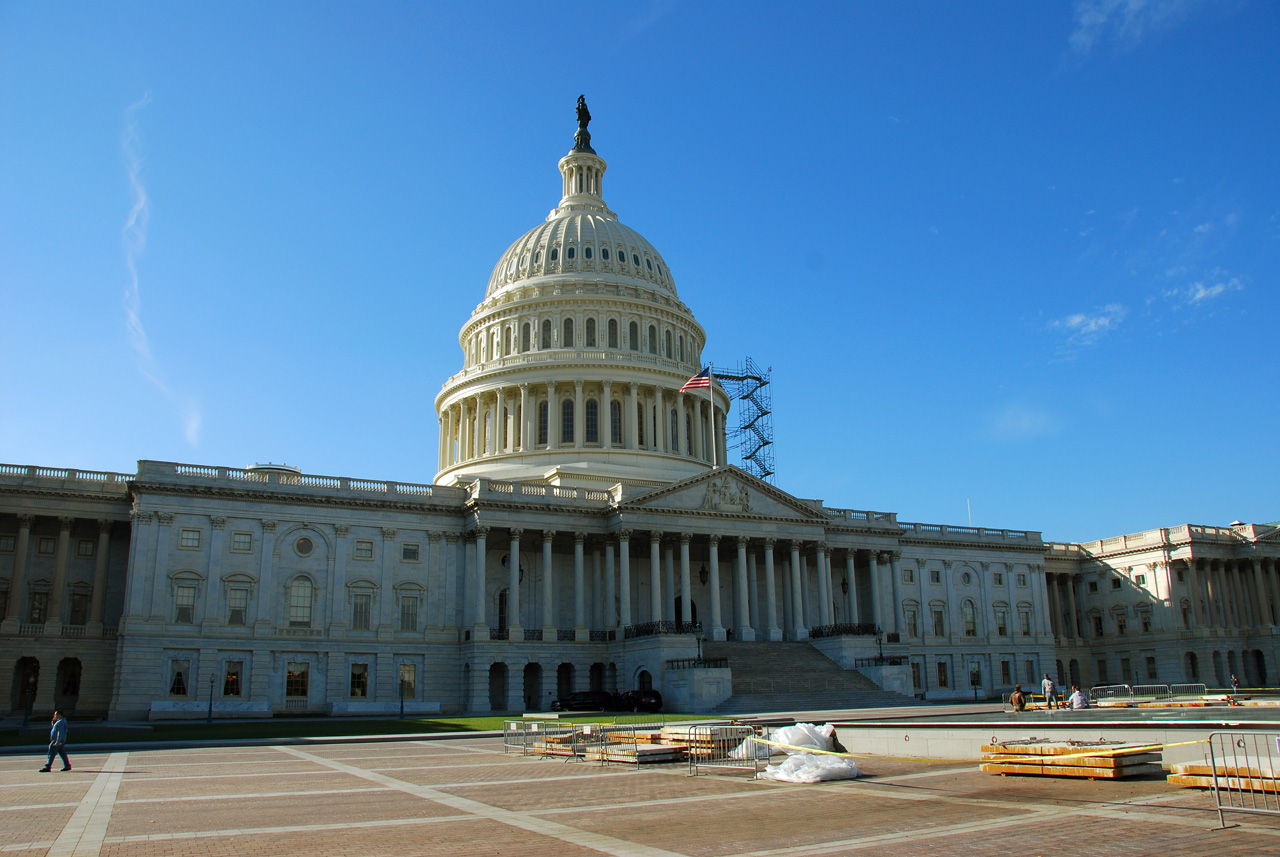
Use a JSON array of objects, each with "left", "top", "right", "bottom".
[{"left": 1, "top": 734, "right": 1277, "bottom": 857}]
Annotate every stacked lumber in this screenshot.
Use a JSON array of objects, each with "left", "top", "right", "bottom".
[
  {"left": 584, "top": 742, "right": 684, "bottom": 764},
  {"left": 980, "top": 740, "right": 1163, "bottom": 779},
  {"left": 1168, "top": 759, "right": 1280, "bottom": 793}
]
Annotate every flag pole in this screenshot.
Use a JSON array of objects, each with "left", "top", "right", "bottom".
[{"left": 709, "top": 363, "right": 717, "bottom": 469}]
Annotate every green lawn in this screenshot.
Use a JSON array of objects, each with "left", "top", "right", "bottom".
[{"left": 0, "top": 712, "right": 719, "bottom": 748}]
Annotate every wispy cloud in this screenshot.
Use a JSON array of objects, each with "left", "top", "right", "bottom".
[
  {"left": 122, "top": 93, "right": 202, "bottom": 446},
  {"left": 987, "top": 403, "right": 1059, "bottom": 443},
  {"left": 1163, "top": 273, "right": 1244, "bottom": 309},
  {"left": 1051, "top": 303, "right": 1128, "bottom": 346},
  {"left": 1070, "top": 0, "right": 1203, "bottom": 55}
]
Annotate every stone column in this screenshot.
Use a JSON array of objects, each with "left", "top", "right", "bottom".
[
  {"left": 1199, "top": 561, "right": 1216, "bottom": 627},
  {"left": 604, "top": 536, "right": 617, "bottom": 630},
  {"left": 541, "top": 530, "right": 555, "bottom": 635},
  {"left": 679, "top": 533, "right": 693, "bottom": 625},
  {"left": 1265, "top": 557, "right": 1280, "bottom": 627},
  {"left": 663, "top": 541, "right": 676, "bottom": 622},
  {"left": 547, "top": 381, "right": 559, "bottom": 450},
  {"left": 574, "top": 532, "right": 587, "bottom": 640},
  {"left": 845, "top": 550, "right": 859, "bottom": 625},
  {"left": 472, "top": 393, "right": 482, "bottom": 458},
  {"left": 747, "top": 549, "right": 760, "bottom": 630},
  {"left": 867, "top": 550, "right": 881, "bottom": 629},
  {"left": 677, "top": 392, "right": 687, "bottom": 456},
  {"left": 693, "top": 399, "right": 705, "bottom": 461},
  {"left": 519, "top": 384, "right": 531, "bottom": 452},
  {"left": 378, "top": 528, "right": 397, "bottom": 635},
  {"left": 814, "top": 543, "right": 831, "bottom": 626},
  {"left": 789, "top": 541, "right": 806, "bottom": 640},
  {"left": 591, "top": 544, "right": 603, "bottom": 630},
  {"left": 649, "top": 532, "right": 662, "bottom": 623},
  {"left": 627, "top": 383, "right": 639, "bottom": 449},
  {"left": 1033, "top": 564, "right": 1051, "bottom": 636},
  {"left": 716, "top": 407, "right": 728, "bottom": 467},
  {"left": 708, "top": 535, "right": 724, "bottom": 640},
  {"left": 474, "top": 528, "right": 490, "bottom": 638},
  {"left": 507, "top": 529, "right": 522, "bottom": 637},
  {"left": 573, "top": 380, "right": 584, "bottom": 449},
  {"left": 46, "top": 516, "right": 74, "bottom": 628},
  {"left": 87, "top": 519, "right": 112, "bottom": 630},
  {"left": 1066, "top": 573, "right": 1080, "bottom": 638},
  {"left": 618, "top": 530, "right": 632, "bottom": 628},
  {"left": 763, "top": 538, "right": 781, "bottom": 640},
  {"left": 1047, "top": 572, "right": 1062, "bottom": 639},
  {"left": 735, "top": 537, "right": 753, "bottom": 640},
  {"left": 889, "top": 551, "right": 903, "bottom": 635},
  {"left": 2, "top": 514, "right": 33, "bottom": 631},
  {"left": 1245, "top": 561, "right": 1265, "bottom": 628},
  {"left": 201, "top": 516, "right": 226, "bottom": 631},
  {"left": 601, "top": 381, "right": 613, "bottom": 448}
]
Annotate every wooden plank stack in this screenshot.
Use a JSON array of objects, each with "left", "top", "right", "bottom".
[
  {"left": 1168, "top": 759, "right": 1280, "bottom": 793},
  {"left": 980, "top": 740, "right": 1163, "bottom": 779}
]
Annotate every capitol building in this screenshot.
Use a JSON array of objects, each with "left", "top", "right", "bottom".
[{"left": 3, "top": 105, "right": 1278, "bottom": 720}]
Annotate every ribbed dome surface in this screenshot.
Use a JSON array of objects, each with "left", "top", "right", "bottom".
[{"left": 485, "top": 212, "right": 676, "bottom": 299}]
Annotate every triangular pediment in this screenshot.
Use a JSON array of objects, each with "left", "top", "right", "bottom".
[{"left": 618, "top": 466, "right": 830, "bottom": 522}]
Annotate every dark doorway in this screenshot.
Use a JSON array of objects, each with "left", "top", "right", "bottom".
[
  {"left": 488, "top": 663, "right": 508, "bottom": 711},
  {"left": 10, "top": 657, "right": 40, "bottom": 716},
  {"left": 54, "top": 658, "right": 81, "bottom": 713},
  {"left": 673, "top": 596, "right": 698, "bottom": 626},
  {"left": 557, "top": 663, "right": 575, "bottom": 698},
  {"left": 523, "top": 663, "right": 542, "bottom": 711}
]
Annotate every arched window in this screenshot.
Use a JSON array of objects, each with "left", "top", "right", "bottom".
[
  {"left": 628, "top": 321, "right": 639, "bottom": 351},
  {"left": 636, "top": 403, "right": 645, "bottom": 447},
  {"left": 289, "top": 578, "right": 313, "bottom": 628},
  {"left": 541, "top": 319, "right": 551, "bottom": 349},
  {"left": 503, "top": 327, "right": 511, "bottom": 357},
  {"left": 521, "top": 323, "right": 531, "bottom": 352},
  {"left": 550, "top": 246, "right": 559, "bottom": 262},
  {"left": 584, "top": 245, "right": 592, "bottom": 259},
  {"left": 561, "top": 399, "right": 574, "bottom": 444},
  {"left": 563, "top": 318, "right": 574, "bottom": 348},
  {"left": 608, "top": 319, "right": 619, "bottom": 348},
  {"left": 567, "top": 246, "right": 576, "bottom": 260},
  {"left": 665, "top": 329, "right": 673, "bottom": 358},
  {"left": 601, "top": 247, "right": 610, "bottom": 261},
  {"left": 585, "top": 318, "right": 596, "bottom": 347},
  {"left": 685, "top": 416, "right": 692, "bottom": 455},
  {"left": 483, "top": 411, "right": 492, "bottom": 454},
  {"left": 962, "top": 601, "right": 977, "bottom": 637},
  {"left": 585, "top": 400, "right": 599, "bottom": 443},
  {"left": 610, "top": 400, "right": 622, "bottom": 444},
  {"left": 669, "top": 409, "right": 678, "bottom": 450},
  {"left": 648, "top": 325, "right": 657, "bottom": 355},
  {"left": 538, "top": 402, "right": 548, "bottom": 445}
]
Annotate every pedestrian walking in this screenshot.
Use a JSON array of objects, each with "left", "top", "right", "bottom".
[
  {"left": 1231, "top": 674, "right": 1240, "bottom": 695},
  {"left": 1041, "top": 673, "right": 1058, "bottom": 710},
  {"left": 40, "top": 710, "right": 70, "bottom": 772}
]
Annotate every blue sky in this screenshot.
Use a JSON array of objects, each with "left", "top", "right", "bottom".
[{"left": 1, "top": 1, "right": 1276, "bottom": 542}]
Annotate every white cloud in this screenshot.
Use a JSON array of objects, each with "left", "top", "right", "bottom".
[
  {"left": 122, "top": 93, "right": 202, "bottom": 446},
  {"left": 1164, "top": 275, "right": 1244, "bottom": 308},
  {"left": 1070, "top": 0, "right": 1203, "bottom": 55},
  {"left": 988, "top": 403, "right": 1059, "bottom": 442},
  {"left": 1194, "top": 222, "right": 1212, "bottom": 233},
  {"left": 1051, "top": 303, "right": 1127, "bottom": 345}
]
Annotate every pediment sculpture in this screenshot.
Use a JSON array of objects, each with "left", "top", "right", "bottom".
[{"left": 700, "top": 475, "right": 750, "bottom": 513}]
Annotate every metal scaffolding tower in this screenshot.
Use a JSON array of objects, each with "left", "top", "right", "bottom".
[{"left": 715, "top": 357, "right": 775, "bottom": 483}]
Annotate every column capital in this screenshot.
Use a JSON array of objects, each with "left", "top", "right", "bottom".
[
  {"left": 737, "top": 536, "right": 749, "bottom": 548},
  {"left": 474, "top": 525, "right": 490, "bottom": 539},
  {"left": 382, "top": 528, "right": 397, "bottom": 541},
  {"left": 679, "top": 532, "right": 693, "bottom": 545},
  {"left": 509, "top": 528, "right": 523, "bottom": 541},
  {"left": 650, "top": 530, "right": 663, "bottom": 545},
  {"left": 16, "top": 513, "right": 35, "bottom": 527},
  {"left": 889, "top": 550, "right": 902, "bottom": 561},
  {"left": 574, "top": 379, "right": 584, "bottom": 392},
  {"left": 445, "top": 532, "right": 459, "bottom": 545},
  {"left": 815, "top": 541, "right": 828, "bottom": 554},
  {"left": 547, "top": 379, "right": 557, "bottom": 393},
  {"left": 601, "top": 379, "right": 612, "bottom": 390},
  {"left": 58, "top": 516, "right": 75, "bottom": 531},
  {"left": 617, "top": 528, "right": 633, "bottom": 541},
  {"left": 574, "top": 531, "right": 587, "bottom": 545},
  {"left": 97, "top": 519, "right": 113, "bottom": 535},
  {"left": 519, "top": 381, "right": 529, "bottom": 391},
  {"left": 628, "top": 381, "right": 638, "bottom": 394},
  {"left": 334, "top": 524, "right": 350, "bottom": 537},
  {"left": 260, "top": 519, "right": 276, "bottom": 532},
  {"left": 763, "top": 537, "right": 776, "bottom": 548},
  {"left": 428, "top": 531, "right": 444, "bottom": 544},
  {"left": 542, "top": 529, "right": 556, "bottom": 543},
  {"left": 708, "top": 534, "right": 721, "bottom": 547},
  {"left": 876, "top": 550, "right": 891, "bottom": 564},
  {"left": 158, "top": 512, "right": 175, "bottom": 526}
]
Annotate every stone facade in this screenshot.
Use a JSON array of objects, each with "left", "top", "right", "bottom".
[{"left": 2, "top": 109, "right": 1276, "bottom": 719}]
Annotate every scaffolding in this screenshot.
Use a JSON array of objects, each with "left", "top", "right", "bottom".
[{"left": 715, "top": 357, "right": 775, "bottom": 483}]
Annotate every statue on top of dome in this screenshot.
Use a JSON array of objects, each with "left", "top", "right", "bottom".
[{"left": 573, "top": 95, "right": 595, "bottom": 153}]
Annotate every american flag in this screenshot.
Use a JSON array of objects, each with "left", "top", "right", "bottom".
[{"left": 680, "top": 367, "right": 711, "bottom": 392}]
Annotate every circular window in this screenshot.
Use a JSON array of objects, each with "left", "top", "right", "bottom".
[
  {"left": 296, "top": 537, "right": 313, "bottom": 557},
  {"left": 962, "top": 571, "right": 972, "bottom": 585}
]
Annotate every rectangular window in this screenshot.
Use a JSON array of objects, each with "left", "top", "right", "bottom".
[
  {"left": 1025, "top": 660, "right": 1035, "bottom": 685},
  {"left": 350, "top": 663, "right": 369, "bottom": 698},
  {"left": 180, "top": 529, "right": 201, "bottom": 549},
  {"left": 352, "top": 593, "right": 372, "bottom": 631},
  {"left": 399, "top": 663, "right": 416, "bottom": 698},
  {"left": 931, "top": 609, "right": 944, "bottom": 637},
  {"left": 400, "top": 595, "right": 419, "bottom": 631},
  {"left": 1111, "top": 578, "right": 1122, "bottom": 590},
  {"left": 1145, "top": 656, "right": 1158, "bottom": 680},
  {"left": 227, "top": 588, "right": 249, "bottom": 625},
  {"left": 1120, "top": 657, "right": 1132, "bottom": 683},
  {"left": 1134, "top": 574, "right": 1146, "bottom": 586},
  {"left": 231, "top": 532, "right": 252, "bottom": 552},
  {"left": 223, "top": 661, "right": 243, "bottom": 696},
  {"left": 905, "top": 609, "right": 918, "bottom": 638},
  {"left": 1176, "top": 569, "right": 1185, "bottom": 583},
  {"left": 289, "top": 583, "right": 312, "bottom": 628},
  {"left": 1016, "top": 572, "right": 1027, "bottom": 587},
  {"left": 910, "top": 661, "right": 922, "bottom": 691},
  {"left": 993, "top": 571, "right": 1003, "bottom": 586},
  {"left": 402, "top": 543, "right": 420, "bottom": 562},
  {"left": 903, "top": 568, "right": 914, "bottom": 584},
  {"left": 1140, "top": 612, "right": 1151, "bottom": 633},
  {"left": 1001, "top": 660, "right": 1012, "bottom": 685},
  {"left": 996, "top": 609, "right": 1008, "bottom": 637},
  {"left": 354, "top": 540, "right": 374, "bottom": 560},
  {"left": 38, "top": 537, "right": 55, "bottom": 555},
  {"left": 1096, "top": 660, "right": 1109, "bottom": 684},
  {"left": 0, "top": 589, "right": 7, "bottom": 621},
  {"left": 1116, "top": 614, "right": 1127, "bottom": 635},
  {"left": 29, "top": 592, "right": 49, "bottom": 624},
  {"left": 929, "top": 569, "right": 940, "bottom": 584},
  {"left": 286, "top": 663, "right": 309, "bottom": 698},
  {"left": 174, "top": 584, "right": 196, "bottom": 624},
  {"left": 169, "top": 660, "right": 190, "bottom": 696},
  {"left": 1020, "top": 611, "right": 1031, "bottom": 636},
  {"left": 68, "top": 593, "right": 89, "bottom": 626},
  {"left": 936, "top": 660, "right": 949, "bottom": 688},
  {"left": 77, "top": 539, "right": 94, "bottom": 557},
  {"left": 1093, "top": 615, "right": 1104, "bottom": 637},
  {"left": 0, "top": 535, "right": 14, "bottom": 552},
  {"left": 1088, "top": 580, "right": 1099, "bottom": 593}
]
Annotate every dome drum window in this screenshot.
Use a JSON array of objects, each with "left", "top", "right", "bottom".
[
  {"left": 601, "top": 248, "right": 610, "bottom": 261},
  {"left": 550, "top": 247, "right": 559, "bottom": 262},
  {"left": 584, "top": 246, "right": 592, "bottom": 259},
  {"left": 567, "top": 246, "right": 576, "bottom": 260}
]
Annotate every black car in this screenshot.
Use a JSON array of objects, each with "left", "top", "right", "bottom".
[
  {"left": 619, "top": 689, "right": 663, "bottom": 713},
  {"left": 549, "top": 690, "right": 614, "bottom": 712}
]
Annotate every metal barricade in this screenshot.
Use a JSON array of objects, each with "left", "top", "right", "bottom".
[
  {"left": 686, "top": 723, "right": 764, "bottom": 777},
  {"left": 1089, "top": 684, "right": 1132, "bottom": 701},
  {"left": 503, "top": 720, "right": 531, "bottom": 754},
  {"left": 1207, "top": 731, "right": 1280, "bottom": 828},
  {"left": 1130, "top": 684, "right": 1171, "bottom": 701},
  {"left": 1171, "top": 683, "right": 1208, "bottom": 699}
]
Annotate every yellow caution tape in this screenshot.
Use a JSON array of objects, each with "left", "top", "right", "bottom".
[{"left": 982, "top": 738, "right": 1208, "bottom": 763}]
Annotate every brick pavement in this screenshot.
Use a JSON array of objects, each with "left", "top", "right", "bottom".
[{"left": 1, "top": 736, "right": 1277, "bottom": 856}]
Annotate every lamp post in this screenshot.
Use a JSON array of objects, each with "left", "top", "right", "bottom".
[
  {"left": 207, "top": 674, "right": 215, "bottom": 724},
  {"left": 695, "top": 625, "right": 704, "bottom": 664}
]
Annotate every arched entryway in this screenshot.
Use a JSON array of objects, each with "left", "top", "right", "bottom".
[
  {"left": 673, "top": 597, "right": 698, "bottom": 626},
  {"left": 556, "top": 663, "right": 575, "bottom": 699},
  {"left": 1212, "top": 651, "right": 1225, "bottom": 686},
  {"left": 636, "top": 669, "right": 652, "bottom": 691},
  {"left": 10, "top": 657, "right": 40, "bottom": 716},
  {"left": 1069, "top": 659, "right": 1081, "bottom": 688},
  {"left": 523, "top": 663, "right": 542, "bottom": 711},
  {"left": 589, "top": 662, "right": 605, "bottom": 692},
  {"left": 1185, "top": 651, "right": 1200, "bottom": 682},
  {"left": 488, "top": 663, "right": 508, "bottom": 711},
  {"left": 54, "top": 658, "right": 81, "bottom": 714}
]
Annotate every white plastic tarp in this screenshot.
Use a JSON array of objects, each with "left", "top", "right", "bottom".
[
  {"left": 760, "top": 752, "right": 861, "bottom": 783},
  {"left": 730, "top": 722, "right": 837, "bottom": 760}
]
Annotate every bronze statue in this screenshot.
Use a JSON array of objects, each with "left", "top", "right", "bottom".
[
  {"left": 576, "top": 95, "right": 591, "bottom": 129},
  {"left": 573, "top": 95, "right": 594, "bottom": 153}
]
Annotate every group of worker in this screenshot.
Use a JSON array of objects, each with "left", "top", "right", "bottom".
[{"left": 1008, "top": 674, "right": 1088, "bottom": 712}]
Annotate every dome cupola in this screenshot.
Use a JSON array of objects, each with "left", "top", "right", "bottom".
[{"left": 434, "top": 99, "right": 730, "bottom": 489}]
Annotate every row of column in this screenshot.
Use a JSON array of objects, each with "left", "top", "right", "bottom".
[
  {"left": 1, "top": 515, "right": 114, "bottom": 632},
  {"left": 438, "top": 381, "right": 727, "bottom": 469},
  {"left": 1186, "top": 557, "right": 1279, "bottom": 632},
  {"left": 464, "top": 529, "right": 890, "bottom": 643}
]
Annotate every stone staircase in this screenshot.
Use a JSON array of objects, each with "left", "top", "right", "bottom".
[{"left": 702, "top": 640, "right": 924, "bottom": 714}]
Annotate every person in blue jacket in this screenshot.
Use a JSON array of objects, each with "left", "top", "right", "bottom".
[{"left": 40, "top": 710, "right": 70, "bottom": 772}]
